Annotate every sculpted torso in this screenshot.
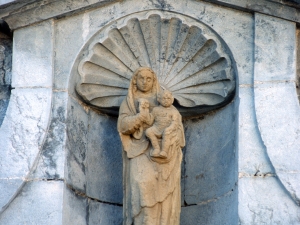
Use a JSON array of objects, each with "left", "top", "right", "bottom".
[{"left": 118, "top": 67, "right": 185, "bottom": 225}]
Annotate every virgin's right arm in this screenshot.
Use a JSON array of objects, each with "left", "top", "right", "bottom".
[{"left": 119, "top": 113, "right": 143, "bottom": 135}]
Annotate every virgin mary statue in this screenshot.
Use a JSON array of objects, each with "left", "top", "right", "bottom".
[{"left": 118, "top": 67, "right": 185, "bottom": 225}]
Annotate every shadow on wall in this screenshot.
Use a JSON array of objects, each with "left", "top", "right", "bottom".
[{"left": 0, "top": 20, "right": 12, "bottom": 127}]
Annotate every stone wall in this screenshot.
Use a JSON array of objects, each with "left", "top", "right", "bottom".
[
  {"left": 0, "top": 0, "right": 299, "bottom": 224},
  {"left": 0, "top": 32, "right": 11, "bottom": 126}
]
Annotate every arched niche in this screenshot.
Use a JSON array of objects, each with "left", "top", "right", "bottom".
[{"left": 65, "top": 10, "right": 238, "bottom": 224}]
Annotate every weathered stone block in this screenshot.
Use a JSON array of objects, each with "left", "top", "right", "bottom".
[
  {"left": 86, "top": 111, "right": 122, "bottom": 204},
  {"left": 254, "top": 82, "right": 300, "bottom": 173},
  {"left": 0, "top": 178, "right": 23, "bottom": 212},
  {"left": 55, "top": 15, "right": 86, "bottom": 90},
  {"left": 65, "top": 97, "right": 89, "bottom": 192},
  {"left": 0, "top": 38, "right": 12, "bottom": 86},
  {"left": 184, "top": 101, "right": 238, "bottom": 204},
  {"left": 238, "top": 86, "right": 274, "bottom": 175},
  {"left": 12, "top": 20, "right": 53, "bottom": 88},
  {"left": 254, "top": 13, "right": 296, "bottom": 82},
  {"left": 181, "top": 187, "right": 238, "bottom": 225},
  {"left": 0, "top": 88, "right": 52, "bottom": 179},
  {"left": 88, "top": 200, "right": 122, "bottom": 225},
  {"left": 0, "top": 181, "right": 63, "bottom": 224},
  {"left": 66, "top": 97, "right": 89, "bottom": 165},
  {"left": 0, "top": 98, "right": 9, "bottom": 126},
  {"left": 31, "top": 91, "right": 68, "bottom": 180},
  {"left": 239, "top": 177, "right": 300, "bottom": 225},
  {"left": 65, "top": 152, "right": 86, "bottom": 192},
  {"left": 62, "top": 185, "right": 88, "bottom": 225}
]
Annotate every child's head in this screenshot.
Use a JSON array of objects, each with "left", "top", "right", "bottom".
[{"left": 158, "top": 90, "right": 174, "bottom": 107}]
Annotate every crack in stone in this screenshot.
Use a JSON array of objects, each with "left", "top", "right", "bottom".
[
  {"left": 239, "top": 172, "right": 277, "bottom": 178},
  {"left": 66, "top": 183, "right": 123, "bottom": 207},
  {"left": 183, "top": 182, "right": 238, "bottom": 207}
]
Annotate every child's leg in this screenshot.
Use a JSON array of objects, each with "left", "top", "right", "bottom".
[{"left": 145, "top": 127, "right": 160, "bottom": 156}]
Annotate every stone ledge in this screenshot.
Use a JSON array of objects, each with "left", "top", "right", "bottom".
[
  {"left": 2, "top": 0, "right": 300, "bottom": 30},
  {"left": 0, "top": 0, "right": 122, "bottom": 30},
  {"left": 201, "top": 0, "right": 300, "bottom": 23}
]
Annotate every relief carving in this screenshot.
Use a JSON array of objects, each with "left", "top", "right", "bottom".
[{"left": 76, "top": 13, "right": 236, "bottom": 117}]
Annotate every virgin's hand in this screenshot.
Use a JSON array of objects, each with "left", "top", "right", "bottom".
[{"left": 138, "top": 111, "right": 151, "bottom": 123}]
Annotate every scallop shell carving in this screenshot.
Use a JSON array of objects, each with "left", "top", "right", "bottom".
[{"left": 76, "top": 14, "right": 236, "bottom": 117}]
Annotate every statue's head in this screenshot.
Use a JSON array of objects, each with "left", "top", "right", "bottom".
[
  {"left": 132, "top": 67, "right": 156, "bottom": 93},
  {"left": 158, "top": 89, "right": 174, "bottom": 107}
]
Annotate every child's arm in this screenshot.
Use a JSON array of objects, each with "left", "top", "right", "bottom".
[{"left": 164, "top": 109, "right": 179, "bottom": 135}]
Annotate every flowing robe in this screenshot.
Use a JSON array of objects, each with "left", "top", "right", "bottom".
[{"left": 118, "top": 90, "right": 185, "bottom": 225}]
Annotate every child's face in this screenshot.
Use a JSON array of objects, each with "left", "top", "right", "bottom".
[{"left": 159, "top": 92, "right": 173, "bottom": 107}]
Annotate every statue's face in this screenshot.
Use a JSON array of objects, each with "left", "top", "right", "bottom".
[
  {"left": 159, "top": 92, "right": 174, "bottom": 107},
  {"left": 136, "top": 70, "right": 154, "bottom": 93}
]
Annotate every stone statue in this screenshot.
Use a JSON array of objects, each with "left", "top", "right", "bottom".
[{"left": 117, "top": 67, "right": 185, "bottom": 225}]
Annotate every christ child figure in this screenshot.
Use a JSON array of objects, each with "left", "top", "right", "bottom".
[{"left": 145, "top": 89, "right": 181, "bottom": 159}]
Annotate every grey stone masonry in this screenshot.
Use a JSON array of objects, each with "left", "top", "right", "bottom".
[{"left": 0, "top": 32, "right": 11, "bottom": 127}]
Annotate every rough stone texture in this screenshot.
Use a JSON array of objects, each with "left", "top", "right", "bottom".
[
  {"left": 0, "top": 35, "right": 12, "bottom": 127},
  {"left": 0, "top": 88, "right": 52, "bottom": 211},
  {"left": 239, "top": 177, "right": 300, "bottom": 225},
  {"left": 88, "top": 200, "right": 122, "bottom": 225},
  {"left": 254, "top": 13, "right": 300, "bottom": 205},
  {"left": 30, "top": 91, "right": 67, "bottom": 180},
  {"left": 2, "top": 0, "right": 300, "bottom": 29},
  {"left": 0, "top": 37, "right": 11, "bottom": 85},
  {"left": 62, "top": 185, "right": 88, "bottom": 225},
  {"left": 254, "top": 82, "right": 300, "bottom": 203},
  {"left": 181, "top": 187, "right": 238, "bottom": 225},
  {"left": 54, "top": 15, "right": 86, "bottom": 91},
  {"left": 297, "top": 29, "right": 300, "bottom": 101},
  {"left": 255, "top": 14, "right": 296, "bottom": 82},
  {"left": 0, "top": 19, "right": 70, "bottom": 224},
  {"left": 184, "top": 100, "right": 238, "bottom": 205},
  {"left": 65, "top": 97, "right": 123, "bottom": 204},
  {"left": 0, "top": 19, "right": 53, "bottom": 215},
  {"left": 65, "top": 97, "right": 89, "bottom": 193},
  {"left": 0, "top": 90, "right": 10, "bottom": 126},
  {"left": 238, "top": 86, "right": 274, "bottom": 175},
  {"left": 201, "top": 0, "right": 300, "bottom": 23},
  {"left": 0, "top": 178, "right": 23, "bottom": 212},
  {"left": 0, "top": 181, "right": 63, "bottom": 225},
  {"left": 12, "top": 20, "right": 53, "bottom": 88},
  {"left": 86, "top": 111, "right": 122, "bottom": 204}
]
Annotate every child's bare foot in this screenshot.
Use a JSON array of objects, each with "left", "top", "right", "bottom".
[
  {"left": 159, "top": 151, "right": 167, "bottom": 159},
  {"left": 151, "top": 148, "right": 160, "bottom": 157}
]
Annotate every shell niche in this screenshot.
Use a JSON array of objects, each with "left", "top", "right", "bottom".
[{"left": 76, "top": 13, "right": 236, "bottom": 117}]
